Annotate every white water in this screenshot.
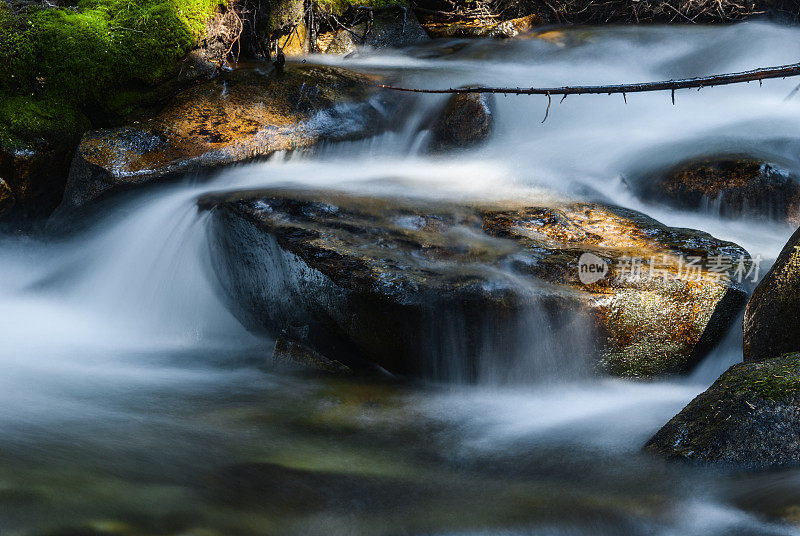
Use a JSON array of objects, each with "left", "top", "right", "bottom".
[{"left": 1, "top": 21, "right": 800, "bottom": 535}]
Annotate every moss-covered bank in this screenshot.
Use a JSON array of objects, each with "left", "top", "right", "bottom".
[{"left": 0, "top": 0, "right": 226, "bottom": 219}]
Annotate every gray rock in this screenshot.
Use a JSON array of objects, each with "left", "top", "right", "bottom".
[
  {"left": 645, "top": 353, "right": 800, "bottom": 470},
  {"left": 744, "top": 224, "right": 800, "bottom": 362}
]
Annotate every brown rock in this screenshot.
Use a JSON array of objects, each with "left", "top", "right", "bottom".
[
  {"left": 428, "top": 93, "right": 494, "bottom": 151},
  {"left": 57, "top": 64, "right": 398, "bottom": 215},
  {"left": 200, "top": 190, "right": 748, "bottom": 379},
  {"left": 637, "top": 158, "right": 800, "bottom": 224},
  {"left": 423, "top": 14, "right": 539, "bottom": 39}
]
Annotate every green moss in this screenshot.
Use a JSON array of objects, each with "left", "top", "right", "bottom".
[
  {"left": 725, "top": 353, "right": 800, "bottom": 400},
  {"left": 0, "top": 91, "right": 89, "bottom": 150},
  {"left": 0, "top": 0, "right": 223, "bottom": 150},
  {"left": 314, "top": 0, "right": 406, "bottom": 17}
]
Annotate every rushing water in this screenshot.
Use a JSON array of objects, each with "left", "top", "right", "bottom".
[{"left": 3, "top": 22, "right": 800, "bottom": 536}]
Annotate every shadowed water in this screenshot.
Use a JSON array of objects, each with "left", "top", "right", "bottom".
[{"left": 1, "top": 22, "right": 800, "bottom": 536}]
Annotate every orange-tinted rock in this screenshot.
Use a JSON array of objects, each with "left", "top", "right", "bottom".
[
  {"left": 200, "top": 190, "right": 748, "bottom": 379},
  {"left": 59, "top": 64, "right": 398, "bottom": 214},
  {"left": 423, "top": 14, "right": 539, "bottom": 39}
]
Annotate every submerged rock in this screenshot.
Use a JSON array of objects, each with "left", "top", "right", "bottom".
[
  {"left": 273, "top": 334, "right": 353, "bottom": 375},
  {"left": 645, "top": 353, "right": 800, "bottom": 470},
  {"left": 635, "top": 158, "right": 800, "bottom": 224},
  {"left": 428, "top": 92, "right": 494, "bottom": 152},
  {"left": 200, "top": 189, "right": 748, "bottom": 379},
  {"left": 57, "top": 64, "right": 398, "bottom": 215},
  {"left": 744, "top": 225, "right": 800, "bottom": 362},
  {"left": 422, "top": 14, "right": 539, "bottom": 39}
]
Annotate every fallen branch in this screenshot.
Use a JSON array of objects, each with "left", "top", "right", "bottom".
[{"left": 378, "top": 61, "right": 800, "bottom": 97}]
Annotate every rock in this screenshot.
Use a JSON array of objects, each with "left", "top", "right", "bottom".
[
  {"left": 422, "top": 14, "right": 539, "bottom": 39},
  {"left": 743, "top": 224, "right": 800, "bottom": 362},
  {"left": 635, "top": 158, "right": 800, "bottom": 224},
  {"left": 200, "top": 189, "right": 749, "bottom": 379},
  {"left": 324, "top": 7, "right": 428, "bottom": 54},
  {"left": 645, "top": 353, "right": 800, "bottom": 470},
  {"left": 269, "top": 0, "right": 309, "bottom": 55},
  {"left": 273, "top": 333, "right": 353, "bottom": 375},
  {"left": 0, "top": 134, "right": 84, "bottom": 221},
  {"left": 428, "top": 93, "right": 494, "bottom": 151},
  {"left": 57, "top": 64, "right": 398, "bottom": 215},
  {"left": 0, "top": 176, "right": 15, "bottom": 219}
]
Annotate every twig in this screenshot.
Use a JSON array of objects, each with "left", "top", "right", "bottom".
[{"left": 378, "top": 61, "right": 800, "bottom": 97}]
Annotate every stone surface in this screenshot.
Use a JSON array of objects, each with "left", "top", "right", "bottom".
[
  {"left": 645, "top": 353, "right": 800, "bottom": 470},
  {"left": 273, "top": 334, "right": 353, "bottom": 374},
  {"left": 58, "top": 64, "right": 398, "bottom": 215},
  {"left": 635, "top": 158, "right": 800, "bottom": 224},
  {"left": 423, "top": 14, "right": 539, "bottom": 39},
  {"left": 428, "top": 93, "right": 494, "bottom": 151},
  {"left": 744, "top": 224, "right": 800, "bottom": 362},
  {"left": 200, "top": 189, "right": 749, "bottom": 379},
  {"left": 0, "top": 136, "right": 83, "bottom": 221},
  {"left": 324, "top": 7, "right": 428, "bottom": 54}
]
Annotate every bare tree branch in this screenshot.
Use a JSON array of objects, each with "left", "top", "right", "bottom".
[{"left": 378, "top": 62, "right": 800, "bottom": 96}]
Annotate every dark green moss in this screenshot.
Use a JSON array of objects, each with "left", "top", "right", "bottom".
[
  {"left": 314, "top": 0, "right": 406, "bottom": 16},
  {"left": 0, "top": 0, "right": 222, "bottom": 149},
  {"left": 0, "top": 91, "right": 89, "bottom": 150},
  {"left": 724, "top": 352, "right": 800, "bottom": 401}
]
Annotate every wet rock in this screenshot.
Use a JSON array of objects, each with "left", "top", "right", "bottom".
[
  {"left": 0, "top": 135, "right": 84, "bottom": 221},
  {"left": 744, "top": 225, "right": 800, "bottom": 362},
  {"left": 645, "top": 353, "right": 800, "bottom": 470},
  {"left": 57, "top": 65, "right": 397, "bottom": 216},
  {"left": 428, "top": 93, "right": 494, "bottom": 151},
  {"left": 324, "top": 7, "right": 428, "bottom": 54},
  {"left": 0, "top": 177, "right": 15, "bottom": 219},
  {"left": 273, "top": 334, "right": 353, "bottom": 375},
  {"left": 635, "top": 158, "right": 800, "bottom": 224},
  {"left": 200, "top": 189, "right": 748, "bottom": 379},
  {"left": 206, "top": 462, "right": 425, "bottom": 512},
  {"left": 422, "top": 14, "right": 539, "bottom": 39}
]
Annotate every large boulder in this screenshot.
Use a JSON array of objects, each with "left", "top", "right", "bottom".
[
  {"left": 744, "top": 224, "right": 800, "bottom": 362},
  {"left": 635, "top": 158, "right": 800, "bottom": 224},
  {"left": 645, "top": 353, "right": 800, "bottom": 470},
  {"left": 57, "top": 64, "right": 400, "bottom": 215},
  {"left": 200, "top": 189, "right": 749, "bottom": 379}
]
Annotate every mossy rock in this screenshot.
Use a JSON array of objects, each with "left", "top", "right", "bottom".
[
  {"left": 645, "top": 353, "right": 800, "bottom": 470},
  {"left": 0, "top": 0, "right": 229, "bottom": 221},
  {"left": 744, "top": 224, "right": 800, "bottom": 362},
  {"left": 634, "top": 157, "right": 800, "bottom": 224},
  {"left": 199, "top": 190, "right": 748, "bottom": 379},
  {"left": 57, "top": 64, "right": 401, "bottom": 214}
]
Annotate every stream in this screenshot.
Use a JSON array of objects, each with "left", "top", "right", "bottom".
[{"left": 3, "top": 21, "right": 800, "bottom": 536}]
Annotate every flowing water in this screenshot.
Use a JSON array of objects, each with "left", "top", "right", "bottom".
[{"left": 3, "top": 21, "right": 800, "bottom": 536}]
